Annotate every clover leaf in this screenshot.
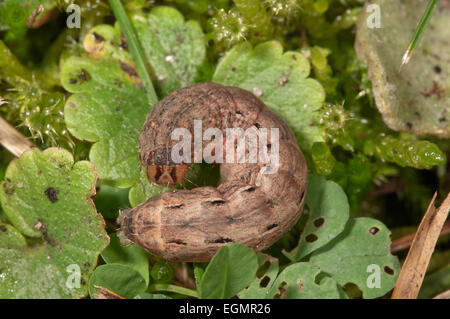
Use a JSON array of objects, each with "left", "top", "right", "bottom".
[
  {"left": 0, "top": 148, "right": 109, "bottom": 298},
  {"left": 197, "top": 244, "right": 258, "bottom": 299},
  {"left": 213, "top": 41, "right": 325, "bottom": 150}
]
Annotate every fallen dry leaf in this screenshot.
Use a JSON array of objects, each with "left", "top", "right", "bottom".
[{"left": 391, "top": 192, "right": 450, "bottom": 299}]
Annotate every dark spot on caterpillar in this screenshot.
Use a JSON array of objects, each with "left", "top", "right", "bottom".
[
  {"left": 44, "top": 187, "right": 59, "bottom": 203},
  {"left": 69, "top": 78, "right": 77, "bottom": 84},
  {"left": 92, "top": 32, "right": 105, "bottom": 42},
  {"left": 120, "top": 62, "right": 138, "bottom": 77},
  {"left": 305, "top": 233, "right": 318, "bottom": 243},
  {"left": 169, "top": 168, "right": 178, "bottom": 184},
  {"left": 78, "top": 69, "right": 91, "bottom": 83},
  {"left": 434, "top": 65, "right": 442, "bottom": 74},
  {"left": 209, "top": 237, "right": 233, "bottom": 244},
  {"left": 3, "top": 182, "right": 14, "bottom": 196},
  {"left": 154, "top": 166, "right": 163, "bottom": 181},
  {"left": 266, "top": 199, "right": 275, "bottom": 208},
  {"left": 369, "top": 227, "right": 380, "bottom": 235},
  {"left": 313, "top": 217, "right": 325, "bottom": 228},
  {"left": 165, "top": 203, "right": 184, "bottom": 209},
  {"left": 254, "top": 122, "right": 261, "bottom": 128},
  {"left": 0, "top": 225, "right": 7, "bottom": 232},
  {"left": 236, "top": 110, "right": 243, "bottom": 115},
  {"left": 267, "top": 143, "right": 271, "bottom": 150},
  {"left": 245, "top": 186, "right": 257, "bottom": 192},
  {"left": 168, "top": 240, "right": 187, "bottom": 245},
  {"left": 266, "top": 223, "right": 278, "bottom": 231},
  {"left": 203, "top": 199, "right": 226, "bottom": 206},
  {"left": 384, "top": 266, "right": 395, "bottom": 276},
  {"left": 406, "top": 122, "right": 413, "bottom": 129}
]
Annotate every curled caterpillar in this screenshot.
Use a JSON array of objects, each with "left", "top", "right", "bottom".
[{"left": 117, "top": 82, "right": 307, "bottom": 262}]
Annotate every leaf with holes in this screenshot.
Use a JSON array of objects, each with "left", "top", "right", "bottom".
[
  {"left": 238, "top": 254, "right": 279, "bottom": 299},
  {"left": 101, "top": 232, "right": 150, "bottom": 286},
  {"left": 88, "top": 263, "right": 147, "bottom": 299},
  {"left": 213, "top": 41, "right": 325, "bottom": 150},
  {"left": 309, "top": 217, "right": 400, "bottom": 298},
  {"left": 284, "top": 174, "right": 349, "bottom": 261},
  {"left": 268, "top": 263, "right": 341, "bottom": 299},
  {"left": 197, "top": 243, "right": 258, "bottom": 299},
  {"left": 0, "top": 148, "right": 109, "bottom": 298}
]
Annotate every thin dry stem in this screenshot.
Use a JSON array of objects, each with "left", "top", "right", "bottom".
[{"left": 0, "top": 116, "right": 36, "bottom": 157}]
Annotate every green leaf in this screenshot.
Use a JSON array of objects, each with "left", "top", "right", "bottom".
[
  {"left": 88, "top": 263, "right": 147, "bottom": 299},
  {"left": 0, "top": 148, "right": 109, "bottom": 298},
  {"left": 132, "top": 6, "right": 206, "bottom": 97},
  {"left": 94, "top": 183, "right": 130, "bottom": 219},
  {"left": 284, "top": 174, "right": 350, "bottom": 261},
  {"left": 355, "top": 0, "right": 450, "bottom": 137},
  {"left": 101, "top": 232, "right": 150, "bottom": 286},
  {"left": 62, "top": 54, "right": 148, "bottom": 187},
  {"left": 418, "top": 265, "right": 450, "bottom": 299},
  {"left": 238, "top": 254, "right": 279, "bottom": 299},
  {"left": 213, "top": 41, "right": 325, "bottom": 150},
  {"left": 134, "top": 292, "right": 171, "bottom": 299},
  {"left": 198, "top": 243, "right": 258, "bottom": 299},
  {"left": 128, "top": 169, "right": 169, "bottom": 207},
  {"left": 310, "top": 218, "right": 400, "bottom": 299},
  {"left": 268, "top": 263, "right": 341, "bottom": 299}
]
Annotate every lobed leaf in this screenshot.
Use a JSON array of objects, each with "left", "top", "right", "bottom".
[
  {"left": 213, "top": 41, "right": 325, "bottom": 150},
  {"left": 0, "top": 148, "right": 109, "bottom": 298}
]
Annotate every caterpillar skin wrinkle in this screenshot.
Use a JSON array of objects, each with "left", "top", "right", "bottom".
[{"left": 117, "top": 82, "right": 308, "bottom": 262}]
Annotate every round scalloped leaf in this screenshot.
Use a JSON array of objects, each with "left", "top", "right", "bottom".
[
  {"left": 0, "top": 148, "right": 109, "bottom": 298},
  {"left": 310, "top": 217, "right": 400, "bottom": 299},
  {"left": 62, "top": 55, "right": 148, "bottom": 187},
  {"left": 268, "top": 263, "right": 341, "bottom": 299},
  {"left": 132, "top": 6, "right": 206, "bottom": 98},
  {"left": 355, "top": 0, "right": 450, "bottom": 137},
  {"left": 213, "top": 41, "right": 325, "bottom": 150},
  {"left": 284, "top": 174, "right": 350, "bottom": 261}
]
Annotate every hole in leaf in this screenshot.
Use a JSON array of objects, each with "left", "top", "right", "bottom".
[
  {"left": 260, "top": 276, "right": 270, "bottom": 288},
  {"left": 297, "top": 279, "right": 304, "bottom": 292},
  {"left": 274, "top": 281, "right": 288, "bottom": 299},
  {"left": 369, "top": 227, "right": 380, "bottom": 235},
  {"left": 342, "top": 283, "right": 363, "bottom": 299},
  {"left": 313, "top": 217, "right": 325, "bottom": 228},
  {"left": 305, "top": 233, "right": 318, "bottom": 243},
  {"left": 256, "top": 260, "right": 271, "bottom": 278},
  {"left": 384, "top": 266, "right": 395, "bottom": 276}
]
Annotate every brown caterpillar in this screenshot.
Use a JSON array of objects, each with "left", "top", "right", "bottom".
[{"left": 117, "top": 82, "right": 307, "bottom": 262}]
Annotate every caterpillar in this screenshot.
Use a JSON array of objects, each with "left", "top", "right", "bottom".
[{"left": 117, "top": 82, "right": 307, "bottom": 262}]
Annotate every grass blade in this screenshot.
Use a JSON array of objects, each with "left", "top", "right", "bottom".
[
  {"left": 109, "top": 0, "right": 158, "bottom": 105},
  {"left": 401, "top": 0, "right": 439, "bottom": 66}
]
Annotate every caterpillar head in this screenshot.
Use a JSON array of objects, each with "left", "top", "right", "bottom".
[{"left": 145, "top": 164, "right": 188, "bottom": 187}]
